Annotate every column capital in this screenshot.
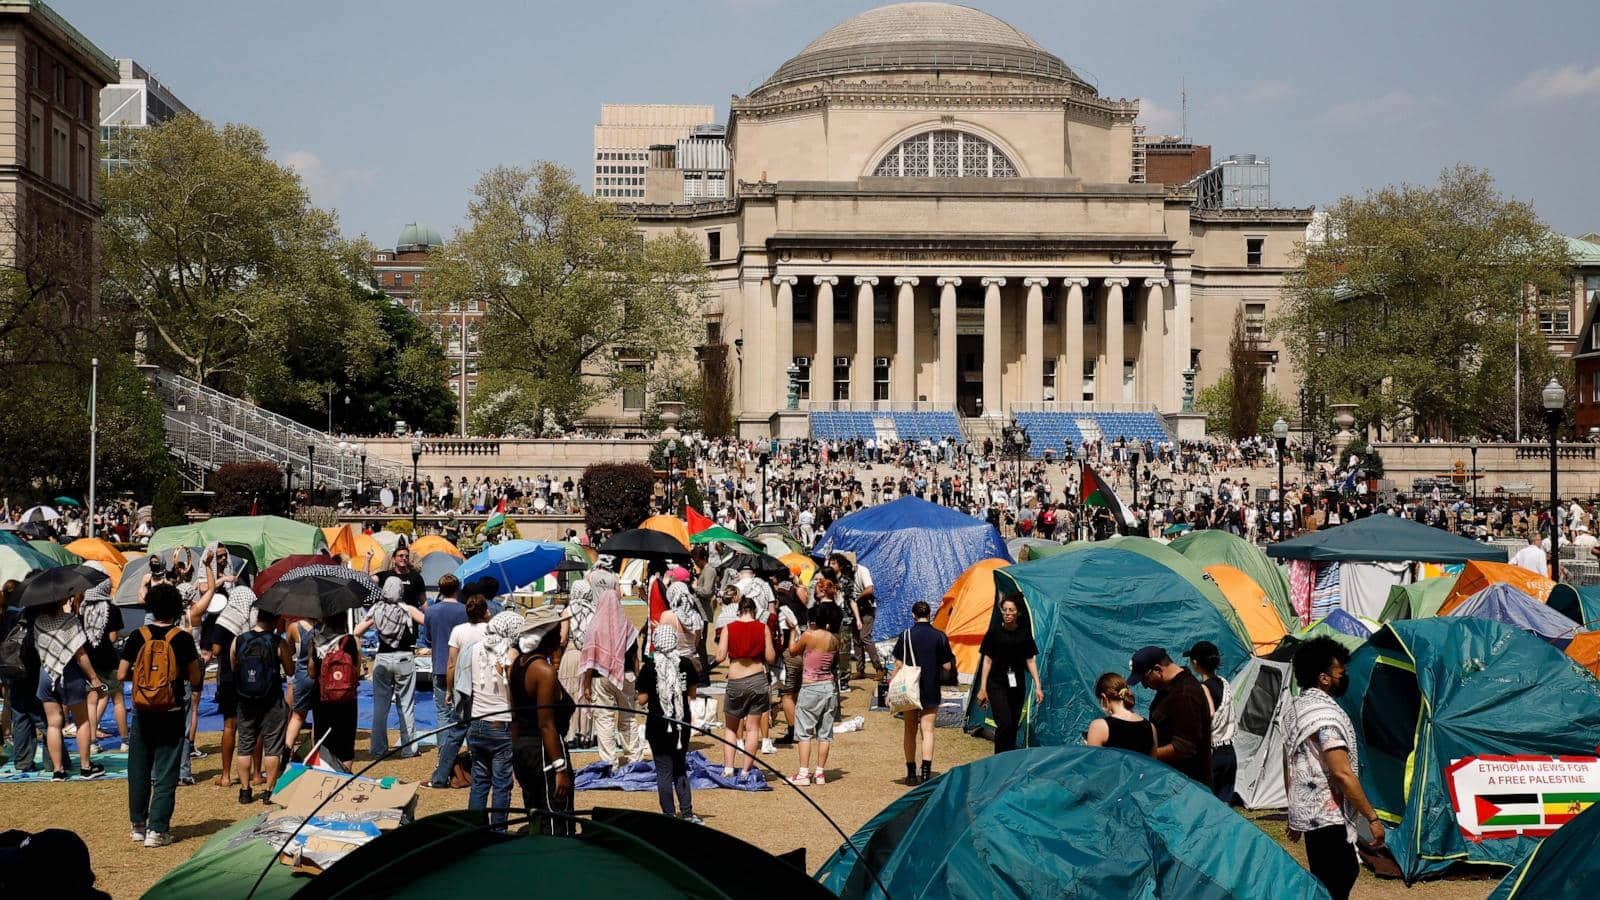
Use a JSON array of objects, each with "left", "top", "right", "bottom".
[
  {"left": 812, "top": 275, "right": 839, "bottom": 286},
  {"left": 936, "top": 276, "right": 963, "bottom": 287},
  {"left": 773, "top": 275, "right": 798, "bottom": 287},
  {"left": 1064, "top": 277, "right": 1091, "bottom": 288},
  {"left": 893, "top": 276, "right": 920, "bottom": 287},
  {"left": 1143, "top": 277, "right": 1171, "bottom": 289},
  {"left": 853, "top": 275, "right": 880, "bottom": 287},
  {"left": 981, "top": 276, "right": 1008, "bottom": 288},
  {"left": 1022, "top": 276, "right": 1050, "bottom": 288},
  {"left": 1104, "top": 277, "right": 1130, "bottom": 288}
]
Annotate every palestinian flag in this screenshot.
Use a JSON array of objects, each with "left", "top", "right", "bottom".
[
  {"left": 1542, "top": 792, "right": 1600, "bottom": 825},
  {"left": 1475, "top": 794, "right": 1543, "bottom": 828},
  {"left": 685, "top": 506, "right": 714, "bottom": 536},
  {"left": 479, "top": 498, "right": 508, "bottom": 533},
  {"left": 1081, "top": 464, "right": 1134, "bottom": 526}
]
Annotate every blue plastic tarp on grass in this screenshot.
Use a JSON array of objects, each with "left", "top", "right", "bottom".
[{"left": 574, "top": 750, "right": 770, "bottom": 792}]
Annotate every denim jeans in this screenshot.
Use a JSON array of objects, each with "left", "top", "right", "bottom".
[
  {"left": 6, "top": 679, "right": 43, "bottom": 771},
  {"left": 128, "top": 710, "right": 184, "bottom": 833},
  {"left": 370, "top": 652, "right": 417, "bottom": 759},
  {"left": 180, "top": 694, "right": 195, "bottom": 782},
  {"left": 467, "top": 720, "right": 514, "bottom": 829},
  {"left": 428, "top": 685, "right": 467, "bottom": 787}
]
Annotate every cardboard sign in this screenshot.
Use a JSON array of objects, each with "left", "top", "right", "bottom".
[
  {"left": 271, "top": 764, "right": 418, "bottom": 819},
  {"left": 1446, "top": 755, "right": 1600, "bottom": 839}
]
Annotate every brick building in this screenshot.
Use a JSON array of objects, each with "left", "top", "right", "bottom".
[
  {"left": 1143, "top": 137, "right": 1211, "bottom": 187},
  {"left": 370, "top": 222, "right": 480, "bottom": 432}
]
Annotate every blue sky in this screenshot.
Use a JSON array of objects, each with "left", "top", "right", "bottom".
[{"left": 56, "top": 0, "right": 1600, "bottom": 245}]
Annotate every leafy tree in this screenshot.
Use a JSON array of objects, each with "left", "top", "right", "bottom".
[
  {"left": 1195, "top": 372, "right": 1292, "bottom": 440},
  {"left": 422, "top": 163, "right": 709, "bottom": 432},
  {"left": 102, "top": 115, "right": 384, "bottom": 404},
  {"left": 1225, "top": 308, "right": 1266, "bottom": 441},
  {"left": 1276, "top": 165, "right": 1573, "bottom": 437},
  {"left": 579, "top": 462, "right": 654, "bottom": 536},
  {"left": 698, "top": 343, "right": 735, "bottom": 438},
  {"left": 209, "top": 462, "right": 287, "bottom": 516}
]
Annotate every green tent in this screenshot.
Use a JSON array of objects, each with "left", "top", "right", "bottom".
[
  {"left": 1560, "top": 585, "right": 1600, "bottom": 629},
  {"left": 140, "top": 814, "right": 306, "bottom": 899},
  {"left": 1026, "top": 536, "right": 1252, "bottom": 652},
  {"left": 1169, "top": 529, "right": 1296, "bottom": 628},
  {"left": 1379, "top": 576, "right": 1457, "bottom": 622},
  {"left": 816, "top": 745, "right": 1331, "bottom": 899},
  {"left": 965, "top": 546, "right": 1251, "bottom": 746},
  {"left": 0, "top": 543, "right": 66, "bottom": 583},
  {"left": 1266, "top": 514, "right": 1507, "bottom": 564},
  {"left": 149, "top": 516, "right": 326, "bottom": 569},
  {"left": 0, "top": 530, "right": 27, "bottom": 547},
  {"left": 1339, "top": 619, "right": 1600, "bottom": 882},
  {"left": 301, "top": 808, "right": 831, "bottom": 899},
  {"left": 25, "top": 540, "right": 82, "bottom": 567},
  {"left": 690, "top": 525, "right": 764, "bottom": 554},
  {"left": 1488, "top": 800, "right": 1600, "bottom": 899}
]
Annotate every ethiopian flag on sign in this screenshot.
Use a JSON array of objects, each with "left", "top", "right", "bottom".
[
  {"left": 1543, "top": 792, "right": 1600, "bottom": 825},
  {"left": 1081, "top": 464, "right": 1135, "bottom": 527}
]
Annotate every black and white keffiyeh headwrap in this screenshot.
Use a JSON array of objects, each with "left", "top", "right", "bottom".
[
  {"left": 216, "top": 585, "right": 257, "bottom": 637},
  {"left": 81, "top": 577, "right": 114, "bottom": 642},
  {"left": 33, "top": 609, "right": 90, "bottom": 679},
  {"left": 651, "top": 623, "right": 685, "bottom": 734}
]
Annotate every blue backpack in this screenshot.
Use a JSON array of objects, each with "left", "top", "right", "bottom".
[{"left": 235, "top": 630, "right": 279, "bottom": 701}]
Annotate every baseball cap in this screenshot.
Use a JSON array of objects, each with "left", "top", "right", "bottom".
[{"left": 1128, "top": 646, "right": 1168, "bottom": 685}]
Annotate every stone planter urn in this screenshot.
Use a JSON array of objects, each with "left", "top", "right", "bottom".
[
  {"left": 1330, "top": 403, "right": 1358, "bottom": 457},
  {"left": 658, "top": 401, "right": 684, "bottom": 440}
]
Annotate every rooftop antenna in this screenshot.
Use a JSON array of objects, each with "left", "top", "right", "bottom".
[{"left": 1180, "top": 77, "right": 1187, "bottom": 139}]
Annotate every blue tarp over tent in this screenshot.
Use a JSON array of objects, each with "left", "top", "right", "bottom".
[
  {"left": 812, "top": 496, "right": 1010, "bottom": 640},
  {"left": 1449, "top": 583, "right": 1582, "bottom": 649}
]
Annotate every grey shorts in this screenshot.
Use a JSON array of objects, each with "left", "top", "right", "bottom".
[
  {"left": 236, "top": 695, "right": 288, "bottom": 758},
  {"left": 724, "top": 672, "right": 771, "bottom": 720},
  {"left": 795, "top": 681, "right": 836, "bottom": 742}
]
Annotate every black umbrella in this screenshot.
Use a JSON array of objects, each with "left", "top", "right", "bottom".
[
  {"left": 15, "top": 567, "right": 96, "bottom": 608},
  {"left": 256, "top": 574, "right": 371, "bottom": 620},
  {"left": 728, "top": 552, "right": 789, "bottom": 580},
  {"left": 598, "top": 528, "right": 691, "bottom": 561},
  {"left": 15, "top": 521, "right": 55, "bottom": 540},
  {"left": 554, "top": 558, "right": 590, "bottom": 573},
  {"left": 71, "top": 564, "right": 110, "bottom": 587}
]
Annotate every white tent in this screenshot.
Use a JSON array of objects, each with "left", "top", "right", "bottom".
[{"left": 1229, "top": 643, "right": 1299, "bottom": 809}]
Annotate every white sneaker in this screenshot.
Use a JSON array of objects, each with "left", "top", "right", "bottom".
[
  {"left": 760, "top": 739, "right": 776, "bottom": 755},
  {"left": 130, "top": 826, "right": 146, "bottom": 842},
  {"left": 144, "top": 832, "right": 173, "bottom": 848},
  {"left": 63, "top": 722, "right": 78, "bottom": 738}
]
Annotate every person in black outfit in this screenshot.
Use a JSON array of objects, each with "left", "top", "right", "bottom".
[
  {"left": 1129, "top": 645, "right": 1213, "bottom": 788},
  {"left": 890, "top": 601, "right": 955, "bottom": 784},
  {"left": 975, "top": 597, "right": 1043, "bottom": 753},
  {"left": 509, "top": 607, "right": 574, "bottom": 835},
  {"left": 1084, "top": 672, "right": 1155, "bottom": 754},
  {"left": 636, "top": 623, "right": 699, "bottom": 823}
]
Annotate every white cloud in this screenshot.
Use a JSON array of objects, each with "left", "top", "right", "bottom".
[
  {"left": 1137, "top": 97, "right": 1181, "bottom": 136},
  {"left": 281, "top": 150, "right": 377, "bottom": 205},
  {"left": 1318, "top": 91, "right": 1422, "bottom": 127},
  {"left": 1242, "top": 81, "right": 1294, "bottom": 104},
  {"left": 1510, "top": 64, "right": 1600, "bottom": 103}
]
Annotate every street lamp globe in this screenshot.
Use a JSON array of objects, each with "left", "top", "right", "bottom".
[
  {"left": 1543, "top": 379, "right": 1566, "bottom": 412},
  {"left": 1272, "top": 418, "right": 1289, "bottom": 442},
  {"left": 410, "top": 438, "right": 423, "bottom": 462}
]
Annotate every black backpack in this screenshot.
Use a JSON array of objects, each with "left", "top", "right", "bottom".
[
  {"left": 0, "top": 620, "right": 29, "bottom": 681},
  {"left": 235, "top": 630, "right": 279, "bottom": 701}
]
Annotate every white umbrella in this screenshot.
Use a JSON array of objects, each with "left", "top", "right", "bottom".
[
  {"left": 371, "top": 530, "right": 402, "bottom": 553},
  {"left": 21, "top": 505, "right": 60, "bottom": 523}
]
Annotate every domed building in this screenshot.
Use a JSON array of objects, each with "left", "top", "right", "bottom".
[
  {"left": 371, "top": 221, "right": 476, "bottom": 429},
  {"left": 618, "top": 2, "right": 1311, "bottom": 439}
]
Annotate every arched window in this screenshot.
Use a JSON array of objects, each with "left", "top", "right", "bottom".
[{"left": 872, "top": 130, "right": 1018, "bottom": 178}]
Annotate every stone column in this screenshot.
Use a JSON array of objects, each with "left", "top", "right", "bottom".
[
  {"left": 1142, "top": 278, "right": 1169, "bottom": 407},
  {"left": 813, "top": 276, "right": 837, "bottom": 401},
  {"left": 854, "top": 276, "right": 878, "bottom": 403},
  {"left": 981, "top": 277, "right": 1006, "bottom": 416},
  {"left": 1063, "top": 278, "right": 1087, "bottom": 403},
  {"left": 1103, "top": 278, "right": 1128, "bottom": 402},
  {"left": 1171, "top": 275, "right": 1192, "bottom": 412},
  {"left": 774, "top": 276, "right": 797, "bottom": 398},
  {"left": 937, "top": 276, "right": 960, "bottom": 404},
  {"left": 1022, "top": 277, "right": 1048, "bottom": 402},
  {"left": 894, "top": 276, "right": 919, "bottom": 401}
]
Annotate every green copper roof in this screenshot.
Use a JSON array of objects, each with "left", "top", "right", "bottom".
[
  {"left": 0, "top": 1, "right": 117, "bottom": 78},
  {"left": 1563, "top": 233, "right": 1600, "bottom": 265}
]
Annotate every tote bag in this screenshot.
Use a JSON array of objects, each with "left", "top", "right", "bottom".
[{"left": 887, "top": 628, "right": 923, "bottom": 713}]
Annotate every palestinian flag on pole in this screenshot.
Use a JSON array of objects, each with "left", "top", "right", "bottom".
[
  {"left": 1081, "top": 463, "right": 1135, "bottom": 527},
  {"left": 479, "top": 498, "right": 507, "bottom": 533}
]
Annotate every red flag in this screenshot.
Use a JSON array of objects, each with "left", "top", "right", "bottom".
[
  {"left": 494, "top": 497, "right": 506, "bottom": 514},
  {"left": 685, "top": 506, "right": 713, "bottom": 536}
]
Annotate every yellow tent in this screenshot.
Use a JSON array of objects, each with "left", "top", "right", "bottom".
[
  {"left": 639, "top": 515, "right": 690, "bottom": 551},
  {"left": 932, "top": 558, "right": 1010, "bottom": 677},
  {"left": 1203, "top": 564, "right": 1289, "bottom": 655},
  {"left": 65, "top": 538, "right": 126, "bottom": 589},
  {"left": 321, "top": 525, "right": 360, "bottom": 564},
  {"left": 1439, "top": 560, "right": 1556, "bottom": 616},
  {"left": 779, "top": 552, "right": 817, "bottom": 586},
  {"left": 410, "top": 534, "right": 464, "bottom": 560}
]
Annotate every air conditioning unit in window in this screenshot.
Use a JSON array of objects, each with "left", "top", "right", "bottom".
[
  {"left": 874, "top": 356, "right": 889, "bottom": 367},
  {"left": 834, "top": 356, "right": 850, "bottom": 368}
]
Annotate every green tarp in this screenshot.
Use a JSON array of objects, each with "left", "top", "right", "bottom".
[
  {"left": 816, "top": 745, "right": 1331, "bottom": 899},
  {"left": 965, "top": 546, "right": 1251, "bottom": 746},
  {"left": 1488, "top": 800, "right": 1600, "bottom": 899},
  {"left": 140, "top": 814, "right": 306, "bottom": 899},
  {"left": 25, "top": 540, "right": 81, "bottom": 567},
  {"left": 0, "top": 543, "right": 66, "bottom": 582},
  {"left": 149, "top": 516, "right": 326, "bottom": 569},
  {"left": 1340, "top": 619, "right": 1600, "bottom": 882},
  {"left": 1266, "top": 514, "right": 1508, "bottom": 564},
  {"left": 1169, "top": 529, "right": 1296, "bottom": 630}
]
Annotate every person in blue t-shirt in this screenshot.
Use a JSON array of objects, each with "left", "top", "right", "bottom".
[{"left": 422, "top": 575, "right": 469, "bottom": 787}]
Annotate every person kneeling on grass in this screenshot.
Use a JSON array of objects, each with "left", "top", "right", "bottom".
[{"left": 119, "top": 583, "right": 202, "bottom": 848}]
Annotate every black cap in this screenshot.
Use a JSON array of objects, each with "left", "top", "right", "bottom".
[{"left": 1128, "top": 646, "right": 1168, "bottom": 685}]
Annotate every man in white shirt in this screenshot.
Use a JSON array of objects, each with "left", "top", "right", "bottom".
[{"left": 1510, "top": 531, "right": 1549, "bottom": 578}]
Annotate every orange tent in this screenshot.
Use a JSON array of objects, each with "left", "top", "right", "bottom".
[
  {"left": 66, "top": 538, "right": 126, "bottom": 589},
  {"left": 410, "top": 535, "right": 464, "bottom": 560},
  {"left": 321, "top": 525, "right": 360, "bottom": 564},
  {"left": 1568, "top": 631, "right": 1600, "bottom": 681},
  {"left": 639, "top": 515, "right": 690, "bottom": 551},
  {"left": 1439, "top": 560, "right": 1556, "bottom": 616},
  {"left": 1204, "top": 564, "right": 1289, "bottom": 655},
  {"left": 779, "top": 552, "right": 817, "bottom": 586},
  {"left": 933, "top": 558, "right": 1010, "bottom": 677},
  {"left": 350, "top": 532, "right": 390, "bottom": 574}
]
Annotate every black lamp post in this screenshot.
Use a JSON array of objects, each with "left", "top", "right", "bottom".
[
  {"left": 359, "top": 447, "right": 368, "bottom": 503},
  {"left": 1273, "top": 417, "right": 1289, "bottom": 542},
  {"left": 666, "top": 438, "right": 678, "bottom": 514},
  {"left": 1469, "top": 436, "right": 1480, "bottom": 515},
  {"left": 759, "top": 452, "right": 770, "bottom": 522},
  {"left": 306, "top": 443, "right": 316, "bottom": 494},
  {"left": 1544, "top": 379, "right": 1565, "bottom": 579},
  {"left": 410, "top": 438, "right": 423, "bottom": 533}
]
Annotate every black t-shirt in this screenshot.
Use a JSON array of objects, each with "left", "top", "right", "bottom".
[
  {"left": 375, "top": 569, "right": 426, "bottom": 607},
  {"left": 208, "top": 622, "right": 239, "bottom": 683},
  {"left": 978, "top": 624, "right": 1038, "bottom": 688},
  {"left": 120, "top": 623, "right": 200, "bottom": 712},
  {"left": 1149, "top": 669, "right": 1214, "bottom": 788}
]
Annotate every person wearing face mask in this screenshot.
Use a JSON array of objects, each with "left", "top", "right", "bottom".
[
  {"left": 1283, "top": 637, "right": 1384, "bottom": 900},
  {"left": 1127, "top": 645, "right": 1212, "bottom": 788},
  {"left": 975, "top": 596, "right": 1043, "bottom": 753}
]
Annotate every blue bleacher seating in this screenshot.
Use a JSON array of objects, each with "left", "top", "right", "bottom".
[
  {"left": 809, "top": 409, "right": 963, "bottom": 443},
  {"left": 1015, "top": 410, "right": 1170, "bottom": 457},
  {"left": 891, "top": 411, "right": 962, "bottom": 443}
]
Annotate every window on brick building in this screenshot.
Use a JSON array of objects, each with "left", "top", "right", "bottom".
[{"left": 1247, "top": 237, "right": 1264, "bottom": 267}]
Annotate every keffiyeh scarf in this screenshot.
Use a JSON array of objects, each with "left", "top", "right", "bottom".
[
  {"left": 473, "top": 610, "right": 526, "bottom": 689},
  {"left": 580, "top": 586, "right": 637, "bottom": 693},
  {"left": 216, "top": 585, "right": 257, "bottom": 637},
  {"left": 34, "top": 609, "right": 89, "bottom": 679},
  {"left": 651, "top": 623, "right": 685, "bottom": 735}
]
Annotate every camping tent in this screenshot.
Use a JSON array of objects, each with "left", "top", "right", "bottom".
[
  {"left": 321, "top": 525, "right": 360, "bottom": 562},
  {"left": 964, "top": 546, "right": 1250, "bottom": 747},
  {"left": 1487, "top": 799, "right": 1600, "bottom": 900},
  {"left": 1380, "top": 576, "right": 1457, "bottom": 622},
  {"left": 1339, "top": 619, "right": 1600, "bottom": 882},
  {"left": 1294, "top": 609, "right": 1372, "bottom": 653},
  {"left": 26, "top": 540, "right": 81, "bottom": 567},
  {"left": 1228, "top": 641, "right": 1300, "bottom": 809},
  {"left": 1440, "top": 560, "right": 1556, "bottom": 615},
  {"left": 812, "top": 496, "right": 1010, "bottom": 640},
  {"left": 931, "top": 557, "right": 1010, "bottom": 678},
  {"left": 139, "top": 814, "right": 304, "bottom": 900},
  {"left": 64, "top": 538, "right": 127, "bottom": 588},
  {"left": 1170, "top": 529, "right": 1295, "bottom": 628},
  {"left": 409, "top": 534, "right": 464, "bottom": 560},
  {"left": 0, "top": 543, "right": 62, "bottom": 583},
  {"left": 1266, "top": 514, "right": 1508, "bottom": 564},
  {"left": 1205, "top": 564, "right": 1289, "bottom": 654},
  {"left": 815, "top": 745, "right": 1331, "bottom": 899},
  {"left": 1448, "top": 584, "right": 1582, "bottom": 649},
  {"left": 1568, "top": 631, "right": 1600, "bottom": 680},
  {"left": 149, "top": 516, "right": 326, "bottom": 569}
]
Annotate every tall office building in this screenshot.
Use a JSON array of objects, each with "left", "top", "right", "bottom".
[
  {"left": 100, "top": 58, "right": 192, "bottom": 175},
  {"left": 593, "top": 103, "right": 715, "bottom": 200}
]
